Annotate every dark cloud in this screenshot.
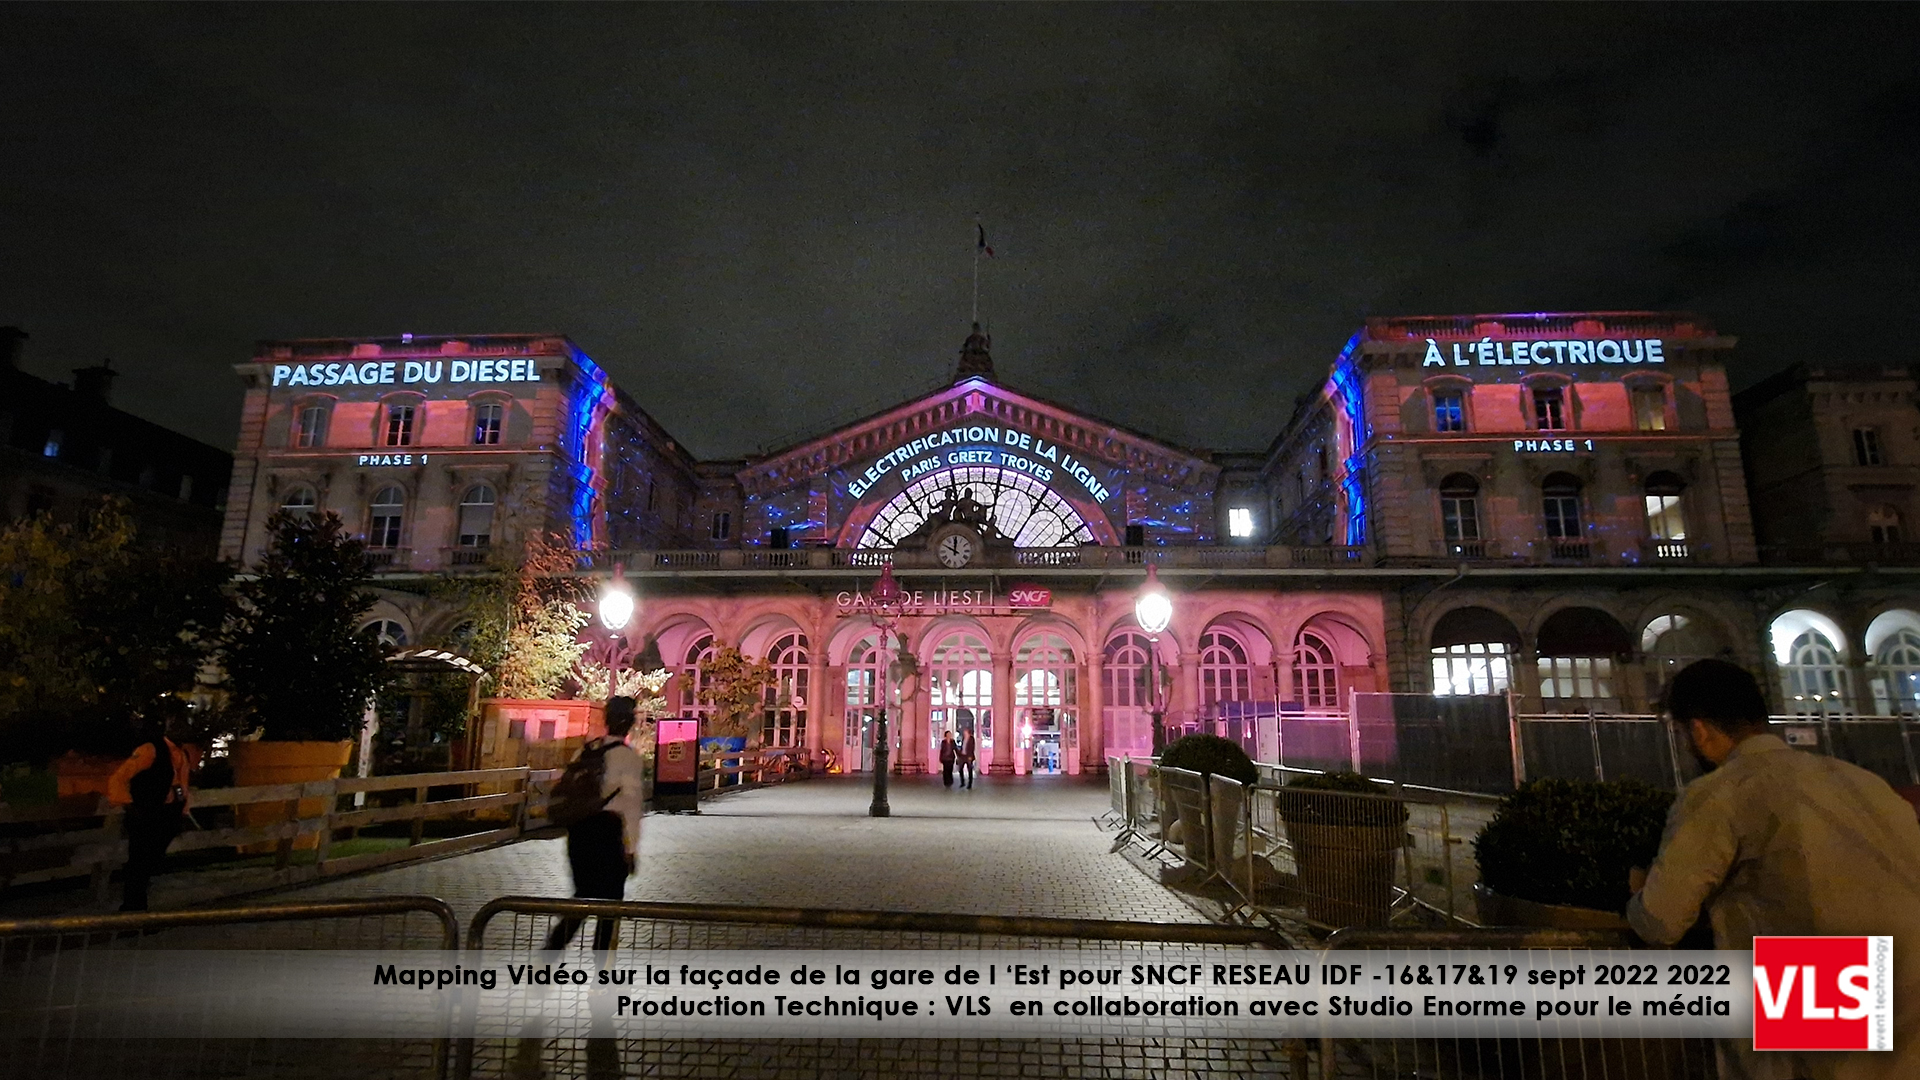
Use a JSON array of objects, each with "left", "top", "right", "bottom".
[{"left": 3, "top": 4, "right": 1917, "bottom": 459}]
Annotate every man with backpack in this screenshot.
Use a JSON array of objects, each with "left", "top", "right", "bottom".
[
  {"left": 544, "top": 696, "right": 648, "bottom": 953},
  {"left": 107, "top": 713, "right": 193, "bottom": 912}
]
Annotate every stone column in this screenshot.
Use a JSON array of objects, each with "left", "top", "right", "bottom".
[
  {"left": 1084, "top": 653, "right": 1106, "bottom": 775},
  {"left": 1178, "top": 650, "right": 1202, "bottom": 732},
  {"left": 807, "top": 651, "right": 829, "bottom": 757},
  {"left": 990, "top": 651, "right": 1015, "bottom": 775}
]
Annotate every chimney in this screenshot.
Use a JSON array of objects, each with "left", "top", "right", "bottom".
[
  {"left": 0, "top": 326, "right": 25, "bottom": 370},
  {"left": 72, "top": 358, "right": 118, "bottom": 406}
]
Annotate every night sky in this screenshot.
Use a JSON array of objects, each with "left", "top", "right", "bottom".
[{"left": 4, "top": 4, "right": 1918, "bottom": 461}]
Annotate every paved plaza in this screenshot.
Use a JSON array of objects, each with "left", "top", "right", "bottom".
[{"left": 287, "top": 773, "right": 1206, "bottom": 926}]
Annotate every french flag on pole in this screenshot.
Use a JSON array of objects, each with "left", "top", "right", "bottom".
[{"left": 977, "top": 223, "right": 994, "bottom": 258}]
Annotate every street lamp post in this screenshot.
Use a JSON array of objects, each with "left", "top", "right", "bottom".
[
  {"left": 868, "top": 561, "right": 904, "bottom": 818},
  {"left": 598, "top": 563, "right": 636, "bottom": 699},
  {"left": 1134, "top": 564, "right": 1173, "bottom": 756}
]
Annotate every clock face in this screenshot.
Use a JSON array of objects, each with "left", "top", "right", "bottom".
[{"left": 937, "top": 533, "right": 975, "bottom": 568}]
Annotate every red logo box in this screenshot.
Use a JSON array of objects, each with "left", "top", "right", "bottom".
[{"left": 1752, "top": 936, "right": 1893, "bottom": 1052}]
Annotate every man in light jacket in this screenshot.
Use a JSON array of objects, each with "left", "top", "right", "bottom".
[
  {"left": 545, "top": 696, "right": 648, "bottom": 953},
  {"left": 1628, "top": 659, "right": 1920, "bottom": 1080}
]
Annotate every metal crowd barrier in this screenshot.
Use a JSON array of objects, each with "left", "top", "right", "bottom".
[
  {"left": 1102, "top": 754, "right": 1130, "bottom": 827},
  {"left": 0, "top": 896, "right": 459, "bottom": 1080},
  {"left": 1156, "top": 765, "right": 1215, "bottom": 876},
  {"left": 457, "top": 896, "right": 1304, "bottom": 1080},
  {"left": 1315, "top": 927, "right": 1716, "bottom": 1080}
]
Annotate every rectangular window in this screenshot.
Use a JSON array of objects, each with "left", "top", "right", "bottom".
[
  {"left": 1227, "top": 507, "right": 1254, "bottom": 538},
  {"left": 1433, "top": 391, "right": 1465, "bottom": 433},
  {"left": 1854, "top": 427, "right": 1883, "bottom": 466},
  {"left": 370, "top": 510, "right": 402, "bottom": 548},
  {"left": 1632, "top": 387, "right": 1667, "bottom": 431},
  {"left": 385, "top": 405, "right": 416, "bottom": 447},
  {"left": 1537, "top": 657, "right": 1614, "bottom": 699},
  {"left": 538, "top": 720, "right": 556, "bottom": 741},
  {"left": 1543, "top": 495, "right": 1582, "bottom": 539},
  {"left": 472, "top": 403, "right": 502, "bottom": 445},
  {"left": 296, "top": 405, "right": 328, "bottom": 447},
  {"left": 42, "top": 429, "right": 62, "bottom": 458},
  {"left": 1430, "top": 643, "right": 1511, "bottom": 696},
  {"left": 177, "top": 475, "right": 194, "bottom": 502},
  {"left": 507, "top": 719, "right": 526, "bottom": 740},
  {"left": 711, "top": 511, "right": 732, "bottom": 541},
  {"left": 1533, "top": 388, "right": 1566, "bottom": 431},
  {"left": 1441, "top": 497, "right": 1480, "bottom": 544}
]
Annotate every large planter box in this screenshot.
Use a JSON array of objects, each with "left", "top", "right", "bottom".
[
  {"left": 51, "top": 753, "right": 122, "bottom": 799},
  {"left": 1276, "top": 788, "right": 1409, "bottom": 930},
  {"left": 230, "top": 740, "right": 353, "bottom": 853},
  {"left": 1472, "top": 882, "right": 1630, "bottom": 930}
]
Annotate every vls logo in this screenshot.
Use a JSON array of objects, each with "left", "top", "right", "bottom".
[{"left": 1752, "top": 936, "right": 1893, "bottom": 1052}]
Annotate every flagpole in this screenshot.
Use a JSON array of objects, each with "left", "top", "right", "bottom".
[{"left": 971, "top": 218, "right": 981, "bottom": 326}]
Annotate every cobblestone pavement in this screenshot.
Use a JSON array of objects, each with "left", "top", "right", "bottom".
[{"left": 286, "top": 773, "right": 1206, "bottom": 926}]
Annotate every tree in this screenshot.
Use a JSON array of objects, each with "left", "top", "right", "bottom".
[
  {"left": 222, "top": 511, "right": 393, "bottom": 742},
  {"left": 433, "top": 532, "right": 591, "bottom": 701},
  {"left": 697, "top": 643, "right": 782, "bottom": 743},
  {"left": 0, "top": 499, "right": 230, "bottom": 762}
]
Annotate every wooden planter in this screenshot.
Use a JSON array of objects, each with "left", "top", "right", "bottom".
[{"left": 230, "top": 740, "right": 353, "bottom": 853}]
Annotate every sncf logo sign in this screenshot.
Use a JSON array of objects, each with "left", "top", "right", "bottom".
[{"left": 1752, "top": 936, "right": 1893, "bottom": 1052}]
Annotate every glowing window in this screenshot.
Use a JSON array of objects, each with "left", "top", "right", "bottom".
[
  {"left": 857, "top": 467, "right": 1095, "bottom": 549},
  {"left": 1227, "top": 507, "right": 1254, "bottom": 538}
]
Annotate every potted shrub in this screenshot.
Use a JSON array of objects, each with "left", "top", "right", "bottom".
[
  {"left": 1274, "top": 771, "right": 1408, "bottom": 929},
  {"left": 1472, "top": 778, "right": 1672, "bottom": 929},
  {"left": 222, "top": 512, "right": 394, "bottom": 851},
  {"left": 1157, "top": 734, "right": 1257, "bottom": 855}
]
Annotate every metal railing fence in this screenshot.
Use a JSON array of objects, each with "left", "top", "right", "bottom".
[
  {"left": 0, "top": 896, "right": 458, "bottom": 1080},
  {"left": 457, "top": 896, "right": 1302, "bottom": 1080},
  {"left": 1315, "top": 927, "right": 1716, "bottom": 1080}
]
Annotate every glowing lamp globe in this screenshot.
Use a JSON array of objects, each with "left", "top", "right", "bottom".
[
  {"left": 1134, "top": 564, "right": 1172, "bottom": 636},
  {"left": 872, "top": 561, "right": 903, "bottom": 614},
  {"left": 599, "top": 566, "right": 635, "bottom": 631}
]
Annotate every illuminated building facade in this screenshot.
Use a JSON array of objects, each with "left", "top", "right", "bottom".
[{"left": 219, "top": 314, "right": 1920, "bottom": 777}]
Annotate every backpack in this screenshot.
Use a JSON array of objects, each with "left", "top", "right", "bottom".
[
  {"left": 547, "top": 741, "right": 618, "bottom": 828},
  {"left": 128, "top": 738, "right": 185, "bottom": 812}
]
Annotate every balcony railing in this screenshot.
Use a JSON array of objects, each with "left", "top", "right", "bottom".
[
  {"left": 1643, "top": 537, "right": 1691, "bottom": 562},
  {"left": 1761, "top": 542, "right": 1920, "bottom": 566},
  {"left": 1436, "top": 539, "right": 1489, "bottom": 559},
  {"left": 1542, "top": 539, "right": 1596, "bottom": 563},
  {"left": 605, "top": 544, "right": 1369, "bottom": 572},
  {"left": 366, "top": 548, "right": 410, "bottom": 570}
]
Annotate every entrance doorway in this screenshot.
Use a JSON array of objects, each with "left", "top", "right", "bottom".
[{"left": 928, "top": 630, "right": 993, "bottom": 772}]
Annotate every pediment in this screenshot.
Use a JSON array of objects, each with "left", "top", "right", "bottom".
[{"left": 737, "top": 377, "right": 1218, "bottom": 497}]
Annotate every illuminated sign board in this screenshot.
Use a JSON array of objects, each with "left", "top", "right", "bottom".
[
  {"left": 847, "top": 425, "right": 1112, "bottom": 502},
  {"left": 1422, "top": 337, "right": 1664, "bottom": 368},
  {"left": 1513, "top": 438, "right": 1596, "bottom": 454},
  {"left": 836, "top": 583, "right": 1000, "bottom": 614},
  {"left": 271, "top": 359, "right": 542, "bottom": 388}
]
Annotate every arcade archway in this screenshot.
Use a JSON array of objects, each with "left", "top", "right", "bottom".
[{"left": 852, "top": 466, "right": 1100, "bottom": 549}]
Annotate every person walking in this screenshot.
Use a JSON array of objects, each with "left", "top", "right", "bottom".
[
  {"left": 545, "top": 696, "right": 648, "bottom": 953},
  {"left": 957, "top": 727, "right": 976, "bottom": 789},
  {"left": 107, "top": 715, "right": 193, "bottom": 912},
  {"left": 1628, "top": 659, "right": 1920, "bottom": 1080},
  {"left": 939, "top": 731, "right": 957, "bottom": 788}
]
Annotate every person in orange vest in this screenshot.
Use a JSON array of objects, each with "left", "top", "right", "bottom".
[{"left": 107, "top": 715, "right": 193, "bottom": 911}]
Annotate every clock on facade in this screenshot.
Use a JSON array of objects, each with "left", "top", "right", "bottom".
[{"left": 936, "top": 532, "right": 975, "bottom": 568}]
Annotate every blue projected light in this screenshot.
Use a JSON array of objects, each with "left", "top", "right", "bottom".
[
  {"left": 1329, "top": 332, "right": 1369, "bottom": 547},
  {"left": 566, "top": 350, "right": 610, "bottom": 550}
]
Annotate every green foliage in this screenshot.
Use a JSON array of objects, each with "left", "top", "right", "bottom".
[
  {"left": 0, "top": 499, "right": 230, "bottom": 763},
  {"left": 1473, "top": 779, "right": 1674, "bottom": 912},
  {"left": 1159, "top": 733, "right": 1259, "bottom": 786},
  {"left": 222, "top": 511, "right": 393, "bottom": 742},
  {"left": 1277, "top": 770, "right": 1409, "bottom": 826},
  {"left": 431, "top": 533, "right": 590, "bottom": 701},
  {"left": 697, "top": 643, "right": 778, "bottom": 743}
]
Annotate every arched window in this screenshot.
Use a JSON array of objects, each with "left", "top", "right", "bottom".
[
  {"left": 1014, "top": 632, "right": 1076, "bottom": 774},
  {"left": 281, "top": 485, "right": 318, "bottom": 522},
  {"left": 1541, "top": 472, "right": 1585, "bottom": 557},
  {"left": 1292, "top": 631, "right": 1340, "bottom": 709},
  {"left": 1102, "top": 631, "right": 1154, "bottom": 756},
  {"left": 294, "top": 403, "right": 329, "bottom": 448},
  {"left": 1198, "top": 629, "right": 1252, "bottom": 708},
  {"left": 1869, "top": 506, "right": 1903, "bottom": 545},
  {"left": 457, "top": 485, "right": 496, "bottom": 553},
  {"left": 1784, "top": 630, "right": 1848, "bottom": 715},
  {"left": 1438, "top": 473, "right": 1481, "bottom": 557},
  {"left": 1875, "top": 629, "right": 1920, "bottom": 716},
  {"left": 762, "top": 631, "right": 808, "bottom": 748},
  {"left": 361, "top": 620, "right": 407, "bottom": 647},
  {"left": 679, "top": 633, "right": 717, "bottom": 723},
  {"left": 1535, "top": 607, "right": 1632, "bottom": 706},
  {"left": 1644, "top": 472, "right": 1688, "bottom": 559},
  {"left": 845, "top": 633, "right": 886, "bottom": 767},
  {"left": 928, "top": 631, "right": 993, "bottom": 754},
  {"left": 1430, "top": 607, "right": 1520, "bottom": 696},
  {"left": 368, "top": 486, "right": 405, "bottom": 549}
]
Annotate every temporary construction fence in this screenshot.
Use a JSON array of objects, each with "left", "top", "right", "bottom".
[
  {"left": 1313, "top": 927, "right": 1717, "bottom": 1080},
  {"left": 455, "top": 896, "right": 1306, "bottom": 1080},
  {"left": 1105, "top": 756, "right": 1499, "bottom": 933},
  {"left": 0, "top": 896, "right": 459, "bottom": 1080},
  {"left": 1516, "top": 712, "right": 1920, "bottom": 791}
]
